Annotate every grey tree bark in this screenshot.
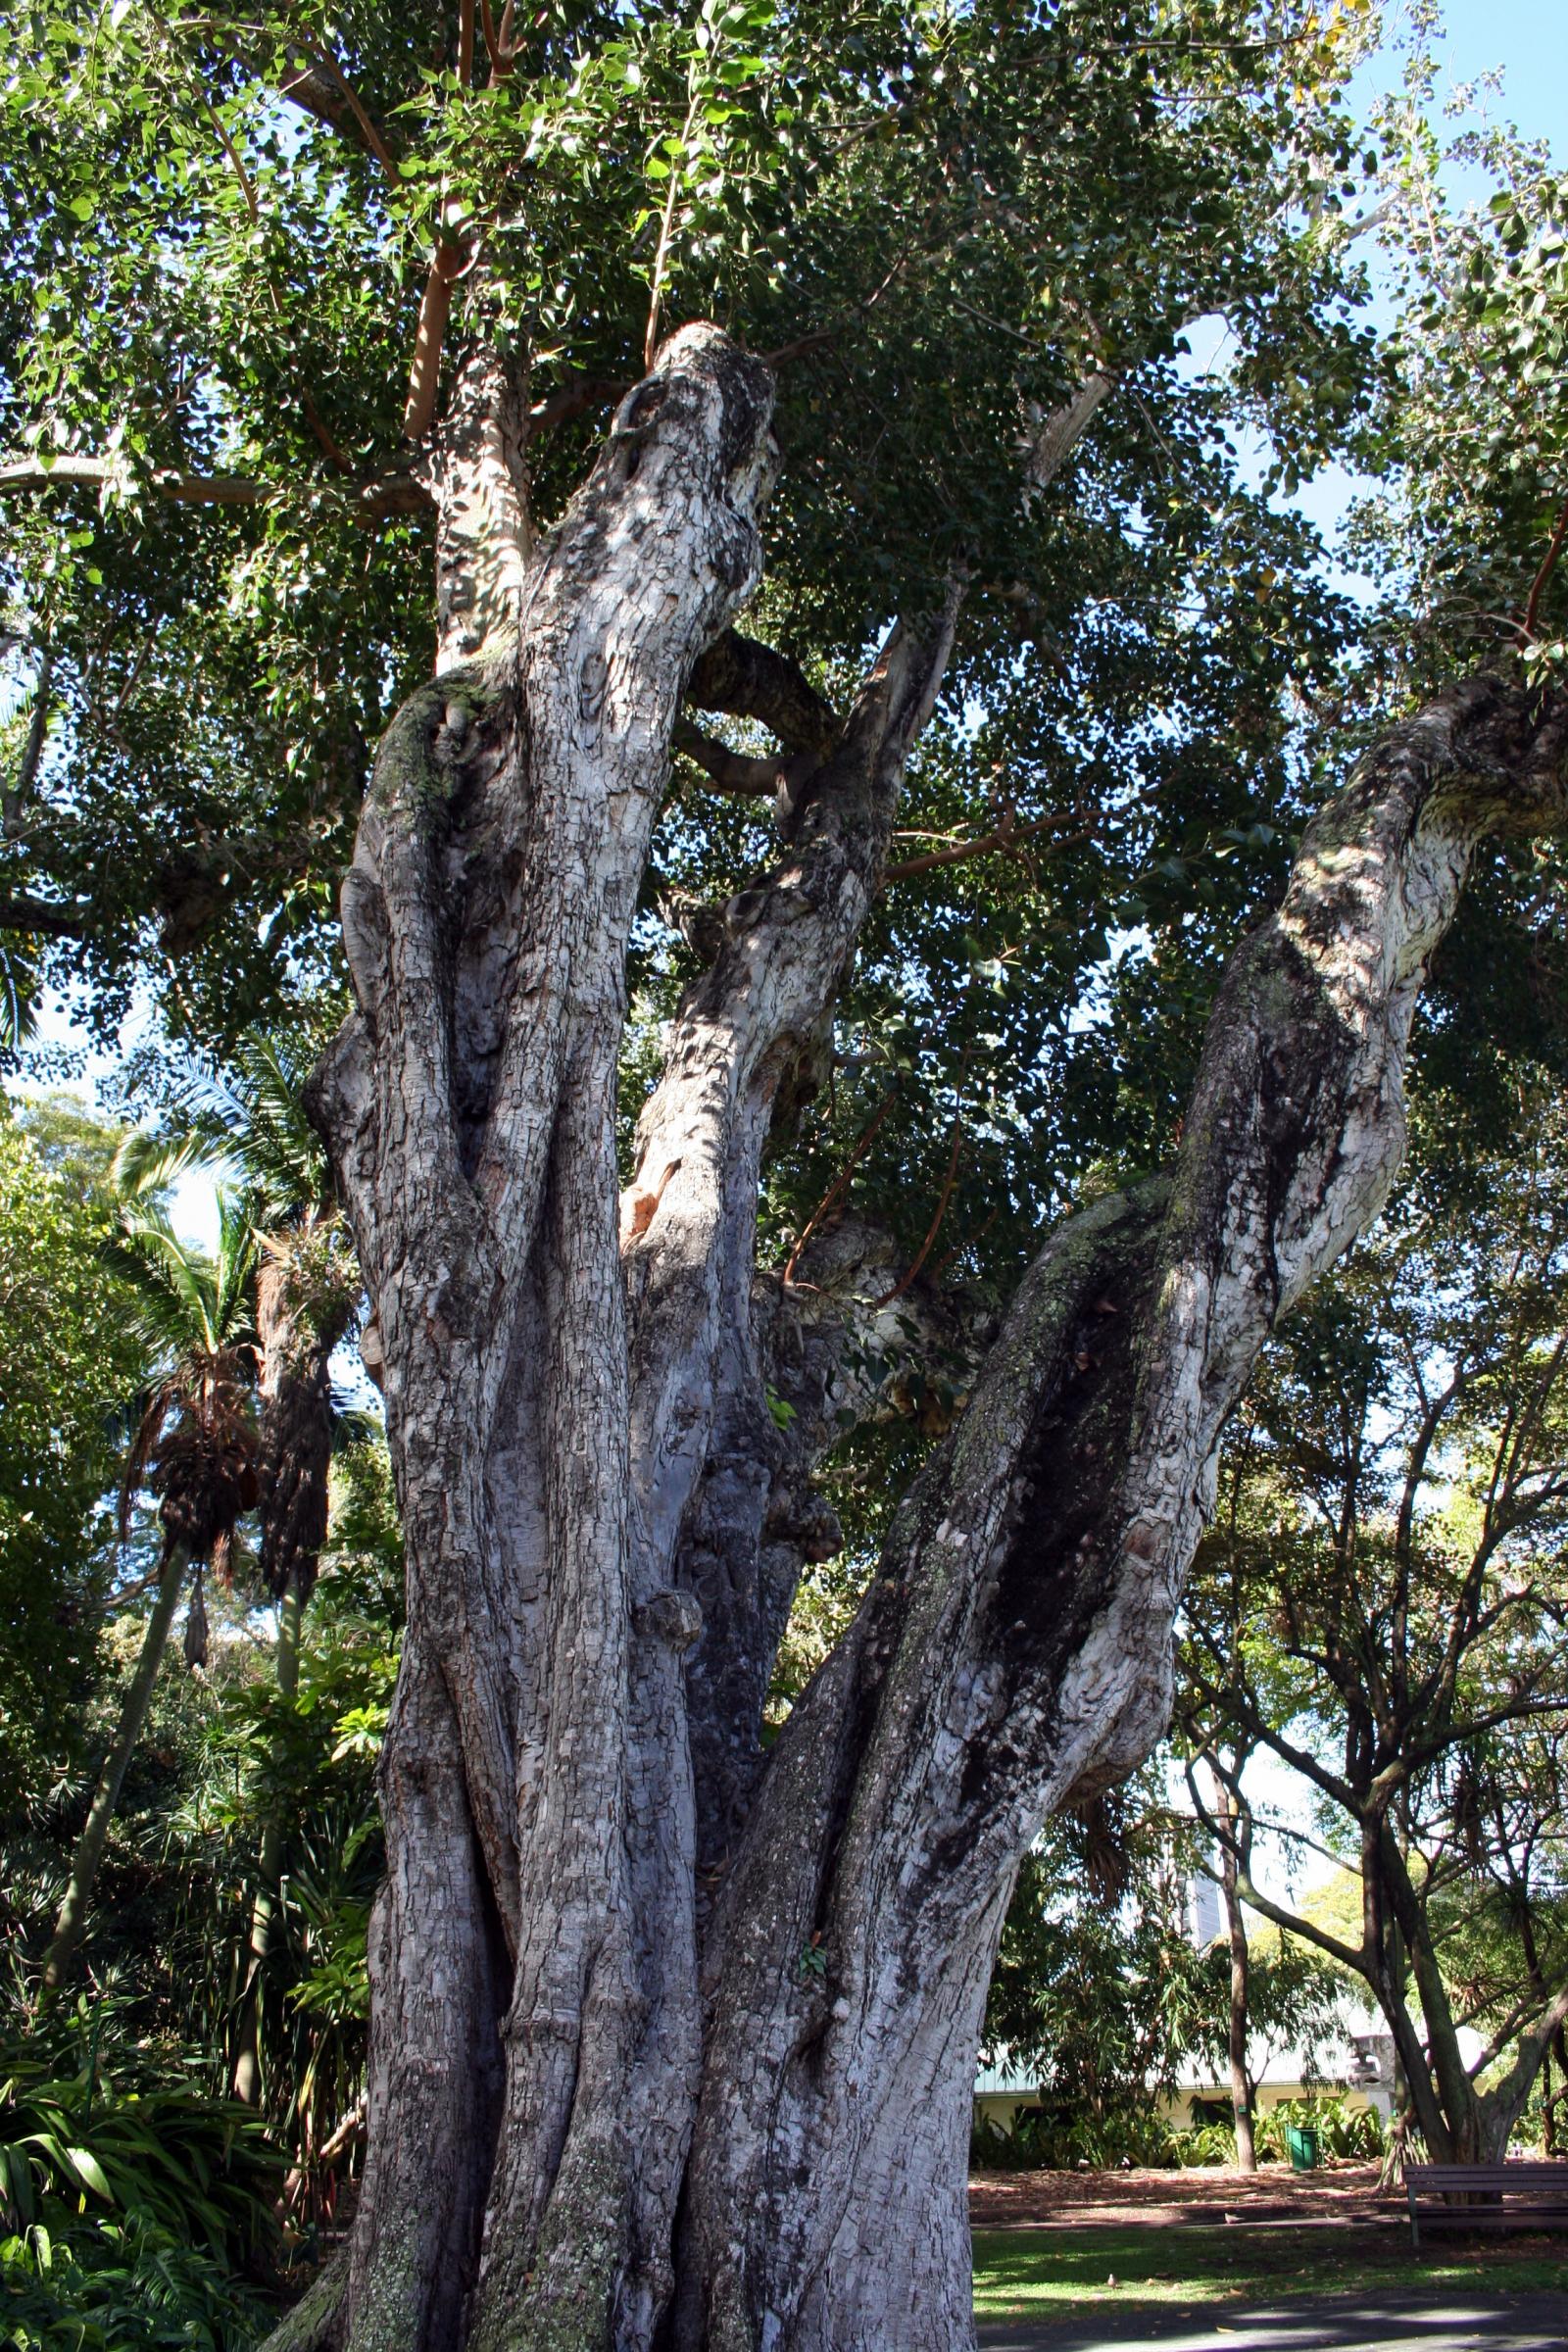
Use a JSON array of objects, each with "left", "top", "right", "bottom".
[{"left": 278, "top": 316, "right": 1568, "bottom": 2352}]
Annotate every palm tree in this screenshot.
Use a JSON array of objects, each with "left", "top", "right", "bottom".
[
  {"left": 41, "top": 1197, "right": 260, "bottom": 1995},
  {"left": 118, "top": 1030, "right": 362, "bottom": 2101}
]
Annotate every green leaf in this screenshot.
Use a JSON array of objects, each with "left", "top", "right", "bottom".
[{"left": 63, "top": 2147, "right": 114, "bottom": 2202}]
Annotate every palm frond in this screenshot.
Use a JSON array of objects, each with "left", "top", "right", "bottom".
[
  {"left": 103, "top": 1212, "right": 220, "bottom": 1367},
  {"left": 163, "top": 1029, "right": 329, "bottom": 1222},
  {"left": 213, "top": 1191, "right": 262, "bottom": 1341},
  {"left": 0, "top": 939, "right": 38, "bottom": 1050},
  {"left": 119, "top": 1375, "right": 182, "bottom": 1544},
  {"left": 104, "top": 1198, "right": 258, "bottom": 1364},
  {"left": 108, "top": 1127, "right": 218, "bottom": 1200}
]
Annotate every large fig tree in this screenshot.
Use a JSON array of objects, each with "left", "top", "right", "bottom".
[{"left": 4, "top": 0, "right": 1568, "bottom": 2344}]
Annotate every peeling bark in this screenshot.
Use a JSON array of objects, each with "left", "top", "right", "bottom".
[
  {"left": 310, "top": 324, "right": 780, "bottom": 2350},
  {"left": 289, "top": 291, "right": 1568, "bottom": 2352}
]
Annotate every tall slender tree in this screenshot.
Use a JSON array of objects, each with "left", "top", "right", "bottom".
[
  {"left": 117, "top": 1032, "right": 362, "bottom": 2101},
  {"left": 1181, "top": 1127, "right": 1568, "bottom": 2162},
  {"left": 41, "top": 1198, "right": 259, "bottom": 1995}
]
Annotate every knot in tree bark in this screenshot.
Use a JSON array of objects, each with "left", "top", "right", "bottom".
[{"left": 636, "top": 1589, "right": 706, "bottom": 1651}]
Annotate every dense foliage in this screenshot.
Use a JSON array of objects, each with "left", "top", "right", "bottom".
[{"left": 0, "top": 1102, "right": 141, "bottom": 1805}]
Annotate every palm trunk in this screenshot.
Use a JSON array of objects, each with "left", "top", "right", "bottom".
[
  {"left": 271, "top": 317, "right": 1568, "bottom": 2352},
  {"left": 42, "top": 1542, "right": 188, "bottom": 1996},
  {"left": 230, "top": 1248, "right": 346, "bottom": 2106}
]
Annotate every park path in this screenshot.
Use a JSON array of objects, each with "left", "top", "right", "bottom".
[{"left": 976, "top": 2288, "right": 1568, "bottom": 2351}]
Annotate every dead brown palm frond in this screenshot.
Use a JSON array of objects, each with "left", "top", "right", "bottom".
[
  {"left": 1073, "top": 1791, "right": 1133, "bottom": 1909},
  {"left": 109, "top": 1199, "right": 262, "bottom": 1583},
  {"left": 139, "top": 1346, "right": 262, "bottom": 1572},
  {"left": 119, "top": 1373, "right": 189, "bottom": 1546}
]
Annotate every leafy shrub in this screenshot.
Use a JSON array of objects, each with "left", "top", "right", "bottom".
[
  {"left": 0, "top": 2213, "right": 270, "bottom": 2349},
  {"left": 1255, "top": 2095, "right": 1385, "bottom": 2162},
  {"left": 0, "top": 2043, "right": 280, "bottom": 2267},
  {"left": 971, "top": 2097, "right": 1390, "bottom": 2174},
  {"left": 970, "top": 2105, "right": 1188, "bottom": 2172},
  {"left": 1168, "top": 2121, "right": 1238, "bottom": 2167}
]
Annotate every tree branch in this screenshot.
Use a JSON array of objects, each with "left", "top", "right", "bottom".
[
  {"left": 1479, "top": 1977, "right": 1568, "bottom": 2137},
  {"left": 202, "top": 96, "right": 259, "bottom": 222},
  {"left": 872, "top": 1089, "right": 966, "bottom": 1307},
  {"left": 684, "top": 630, "right": 839, "bottom": 758},
  {"left": 781, "top": 1089, "right": 900, "bottom": 1289},
  {"left": 526, "top": 376, "right": 630, "bottom": 439},
  {"left": 688, "top": 673, "right": 1568, "bottom": 2326},
  {"left": 0, "top": 893, "right": 91, "bottom": 938},
  {"left": 673, "top": 721, "right": 784, "bottom": 799},
  {"left": 1183, "top": 1752, "right": 1367, "bottom": 1977},
  {"left": 269, "top": 46, "right": 401, "bottom": 180},
  {"left": 174, "top": 19, "right": 403, "bottom": 181},
  {"left": 1523, "top": 488, "right": 1568, "bottom": 645},
  {"left": 0, "top": 454, "right": 429, "bottom": 517},
  {"left": 478, "top": 0, "right": 514, "bottom": 79},
  {"left": 299, "top": 389, "right": 353, "bottom": 473},
  {"left": 1022, "top": 368, "right": 1118, "bottom": 494},
  {"left": 402, "top": 243, "right": 468, "bottom": 443},
  {"left": 883, "top": 808, "right": 1092, "bottom": 884}
]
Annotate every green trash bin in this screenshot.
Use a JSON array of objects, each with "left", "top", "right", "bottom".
[{"left": 1285, "top": 2121, "right": 1321, "bottom": 2172}]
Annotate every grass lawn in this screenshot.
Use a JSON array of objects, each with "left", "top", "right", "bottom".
[{"left": 970, "top": 2225, "right": 1568, "bottom": 2324}]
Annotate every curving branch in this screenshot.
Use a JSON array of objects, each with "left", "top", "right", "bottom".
[
  {"left": 685, "top": 629, "right": 839, "bottom": 758},
  {"left": 883, "top": 806, "right": 1092, "bottom": 884},
  {"left": 672, "top": 720, "right": 784, "bottom": 799}
]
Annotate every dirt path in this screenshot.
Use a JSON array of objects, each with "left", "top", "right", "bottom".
[{"left": 969, "top": 2163, "right": 1393, "bottom": 2232}]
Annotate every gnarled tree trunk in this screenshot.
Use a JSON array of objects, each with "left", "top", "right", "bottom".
[{"left": 285, "top": 320, "right": 1568, "bottom": 2352}]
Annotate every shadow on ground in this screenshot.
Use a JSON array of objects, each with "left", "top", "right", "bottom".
[{"left": 977, "top": 2288, "right": 1568, "bottom": 2352}]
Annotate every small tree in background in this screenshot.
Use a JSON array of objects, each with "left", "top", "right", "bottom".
[
  {"left": 0, "top": 1103, "right": 141, "bottom": 1812},
  {"left": 1182, "top": 1100, "right": 1568, "bottom": 2159},
  {"left": 42, "top": 1197, "right": 259, "bottom": 1995}
]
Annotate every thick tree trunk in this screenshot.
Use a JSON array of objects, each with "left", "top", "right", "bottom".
[
  {"left": 676, "top": 682, "right": 1568, "bottom": 2350},
  {"left": 42, "top": 1542, "right": 187, "bottom": 1995},
  {"left": 285, "top": 310, "right": 1568, "bottom": 2352}
]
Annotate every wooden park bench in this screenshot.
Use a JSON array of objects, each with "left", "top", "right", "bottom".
[{"left": 1405, "top": 2161, "right": 1568, "bottom": 2249}]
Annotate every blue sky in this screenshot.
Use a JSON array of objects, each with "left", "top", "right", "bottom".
[{"left": 1417, "top": 0, "right": 1568, "bottom": 151}]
